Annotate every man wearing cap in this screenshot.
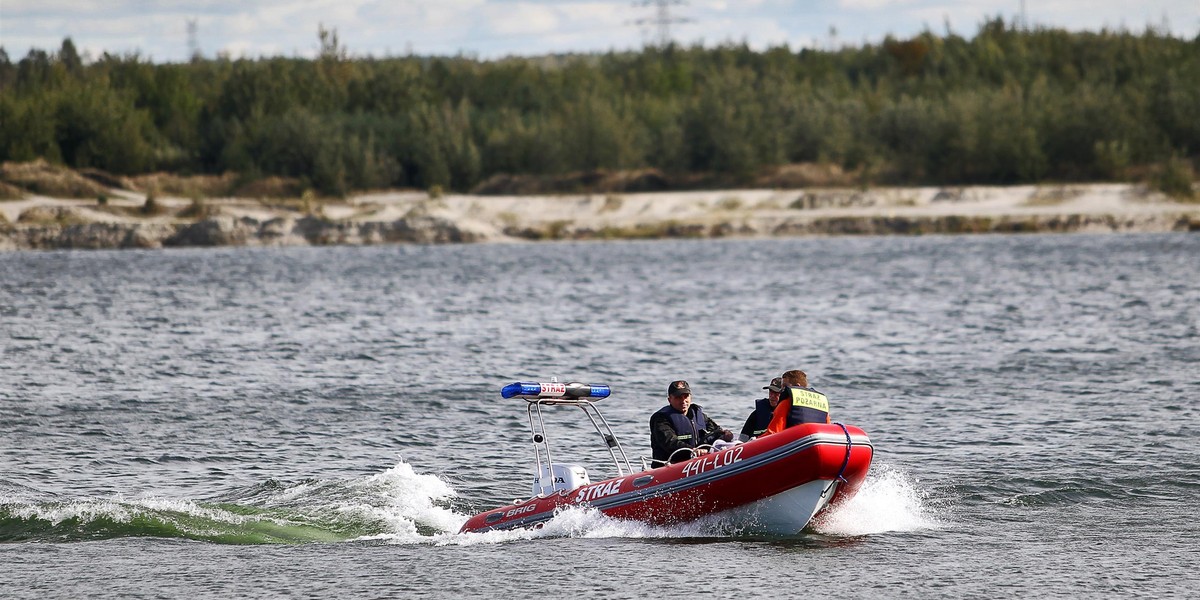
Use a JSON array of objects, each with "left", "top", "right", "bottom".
[
  {"left": 649, "top": 380, "right": 734, "bottom": 465},
  {"left": 764, "top": 369, "right": 831, "bottom": 436},
  {"left": 739, "top": 377, "right": 783, "bottom": 441}
]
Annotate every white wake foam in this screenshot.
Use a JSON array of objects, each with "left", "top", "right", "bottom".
[
  {"left": 338, "top": 460, "right": 467, "bottom": 539},
  {"left": 813, "top": 462, "right": 941, "bottom": 535},
  {"left": 422, "top": 505, "right": 725, "bottom": 546}
]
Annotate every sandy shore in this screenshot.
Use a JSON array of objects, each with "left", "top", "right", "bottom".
[{"left": 2, "top": 183, "right": 1197, "bottom": 250}]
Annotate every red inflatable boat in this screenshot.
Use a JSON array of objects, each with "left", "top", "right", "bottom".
[{"left": 459, "top": 381, "right": 873, "bottom": 535}]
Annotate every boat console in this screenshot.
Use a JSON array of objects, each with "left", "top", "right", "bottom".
[{"left": 533, "top": 463, "right": 590, "bottom": 496}]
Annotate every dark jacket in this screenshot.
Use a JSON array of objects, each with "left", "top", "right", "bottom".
[
  {"left": 739, "top": 397, "right": 774, "bottom": 440},
  {"left": 650, "top": 404, "right": 725, "bottom": 464}
]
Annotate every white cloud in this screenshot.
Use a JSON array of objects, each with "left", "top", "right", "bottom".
[
  {"left": 483, "top": 3, "right": 562, "bottom": 35},
  {"left": 1, "top": 0, "right": 1196, "bottom": 62},
  {"left": 838, "top": 0, "right": 916, "bottom": 10}
]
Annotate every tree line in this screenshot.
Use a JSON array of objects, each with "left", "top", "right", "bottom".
[{"left": 1, "top": 20, "right": 1197, "bottom": 196}]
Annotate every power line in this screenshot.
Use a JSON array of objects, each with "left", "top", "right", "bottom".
[
  {"left": 632, "top": 0, "right": 691, "bottom": 48},
  {"left": 186, "top": 18, "right": 200, "bottom": 59},
  {"left": 402, "top": 21, "right": 636, "bottom": 56}
]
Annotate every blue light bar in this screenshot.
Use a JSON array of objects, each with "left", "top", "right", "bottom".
[
  {"left": 501, "top": 382, "right": 545, "bottom": 399},
  {"left": 575, "top": 384, "right": 611, "bottom": 399},
  {"left": 501, "top": 381, "right": 611, "bottom": 400}
]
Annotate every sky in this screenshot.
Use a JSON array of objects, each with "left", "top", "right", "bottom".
[{"left": 2, "top": 0, "right": 1198, "bottom": 63}]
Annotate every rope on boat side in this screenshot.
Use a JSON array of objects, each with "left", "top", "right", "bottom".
[{"left": 821, "top": 422, "right": 853, "bottom": 499}]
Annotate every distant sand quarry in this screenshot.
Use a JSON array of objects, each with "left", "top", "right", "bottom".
[{"left": 1, "top": 184, "right": 1197, "bottom": 250}]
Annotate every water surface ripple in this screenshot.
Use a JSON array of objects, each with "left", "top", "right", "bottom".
[{"left": 2, "top": 234, "right": 1197, "bottom": 597}]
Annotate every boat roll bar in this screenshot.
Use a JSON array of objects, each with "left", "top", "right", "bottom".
[{"left": 502, "top": 379, "right": 635, "bottom": 485}]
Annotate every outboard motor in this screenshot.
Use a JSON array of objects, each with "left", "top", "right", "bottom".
[{"left": 533, "top": 463, "right": 590, "bottom": 496}]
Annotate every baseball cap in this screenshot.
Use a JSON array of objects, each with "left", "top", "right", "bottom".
[
  {"left": 668, "top": 380, "right": 691, "bottom": 396},
  {"left": 763, "top": 377, "right": 783, "bottom": 392}
]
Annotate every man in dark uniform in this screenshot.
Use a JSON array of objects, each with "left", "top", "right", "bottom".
[
  {"left": 649, "top": 380, "right": 733, "bottom": 465},
  {"left": 739, "top": 376, "right": 782, "bottom": 441}
]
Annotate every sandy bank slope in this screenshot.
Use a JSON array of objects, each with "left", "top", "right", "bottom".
[
  {"left": 393, "top": 184, "right": 1198, "bottom": 233},
  {"left": 2, "top": 184, "right": 1197, "bottom": 250}
]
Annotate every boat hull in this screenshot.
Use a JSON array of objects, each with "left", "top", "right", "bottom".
[
  {"left": 459, "top": 423, "right": 873, "bottom": 535},
  {"left": 716, "top": 479, "right": 842, "bottom": 535}
]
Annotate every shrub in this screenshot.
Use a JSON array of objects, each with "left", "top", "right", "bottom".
[
  {"left": 716, "top": 196, "right": 743, "bottom": 211},
  {"left": 1153, "top": 156, "right": 1196, "bottom": 201},
  {"left": 544, "top": 220, "right": 571, "bottom": 239},
  {"left": 300, "top": 190, "right": 328, "bottom": 218},
  {"left": 788, "top": 194, "right": 810, "bottom": 210},
  {"left": 141, "top": 194, "right": 165, "bottom": 216},
  {"left": 601, "top": 194, "right": 624, "bottom": 213},
  {"left": 179, "top": 197, "right": 219, "bottom": 220}
]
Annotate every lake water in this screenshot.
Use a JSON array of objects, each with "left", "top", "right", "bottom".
[{"left": 2, "top": 234, "right": 1198, "bottom": 598}]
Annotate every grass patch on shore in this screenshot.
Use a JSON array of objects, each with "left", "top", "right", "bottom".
[
  {"left": 16, "top": 206, "right": 90, "bottom": 226},
  {"left": 1023, "top": 186, "right": 1083, "bottom": 207},
  {"left": 594, "top": 220, "right": 705, "bottom": 240},
  {"left": 716, "top": 196, "right": 744, "bottom": 211},
  {"left": 0, "top": 181, "right": 26, "bottom": 200},
  {"left": 497, "top": 211, "right": 520, "bottom": 227},
  {"left": 178, "top": 198, "right": 221, "bottom": 220},
  {"left": 502, "top": 220, "right": 571, "bottom": 240},
  {"left": 504, "top": 220, "right": 710, "bottom": 241},
  {"left": 1, "top": 159, "right": 107, "bottom": 199},
  {"left": 129, "top": 172, "right": 238, "bottom": 198},
  {"left": 600, "top": 194, "right": 624, "bottom": 213},
  {"left": 231, "top": 176, "right": 304, "bottom": 199}
]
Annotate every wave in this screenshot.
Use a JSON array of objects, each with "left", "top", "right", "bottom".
[
  {"left": 0, "top": 461, "right": 465, "bottom": 544},
  {"left": 0, "top": 497, "right": 353, "bottom": 544},
  {"left": 945, "top": 470, "right": 1197, "bottom": 508}
]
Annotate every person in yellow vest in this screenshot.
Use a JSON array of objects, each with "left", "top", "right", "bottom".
[{"left": 764, "top": 369, "right": 830, "bottom": 435}]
